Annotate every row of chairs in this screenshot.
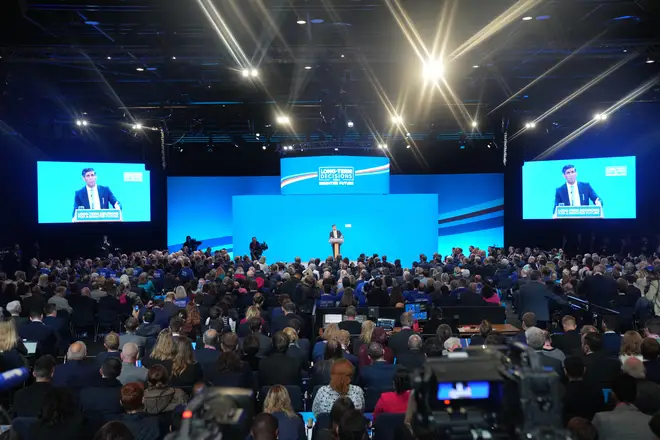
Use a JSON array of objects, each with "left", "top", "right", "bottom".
[{"left": 256, "top": 384, "right": 392, "bottom": 413}]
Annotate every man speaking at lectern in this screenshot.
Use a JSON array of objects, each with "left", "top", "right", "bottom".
[
  {"left": 72, "top": 168, "right": 121, "bottom": 217},
  {"left": 553, "top": 164, "right": 602, "bottom": 216},
  {"left": 329, "top": 224, "right": 343, "bottom": 258}
]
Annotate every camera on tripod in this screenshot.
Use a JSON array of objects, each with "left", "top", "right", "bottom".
[{"left": 411, "top": 342, "right": 565, "bottom": 440}]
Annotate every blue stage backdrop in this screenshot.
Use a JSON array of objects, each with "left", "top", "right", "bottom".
[
  {"left": 167, "top": 174, "right": 504, "bottom": 261},
  {"left": 233, "top": 195, "right": 438, "bottom": 264},
  {"left": 522, "top": 156, "right": 636, "bottom": 220},
  {"left": 280, "top": 156, "right": 390, "bottom": 195},
  {"left": 37, "top": 161, "right": 151, "bottom": 223}
]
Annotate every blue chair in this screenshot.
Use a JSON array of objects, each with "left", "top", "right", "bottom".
[{"left": 12, "top": 417, "right": 37, "bottom": 440}]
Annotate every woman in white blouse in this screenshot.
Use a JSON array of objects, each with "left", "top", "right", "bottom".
[{"left": 312, "top": 358, "right": 364, "bottom": 416}]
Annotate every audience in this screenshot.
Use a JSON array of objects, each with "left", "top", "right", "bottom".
[
  {"left": 29, "top": 388, "right": 85, "bottom": 440},
  {"left": 619, "top": 330, "right": 643, "bottom": 364},
  {"left": 143, "top": 329, "right": 175, "bottom": 372},
  {"left": 313, "top": 359, "right": 365, "bottom": 415},
  {"left": 250, "top": 413, "right": 279, "bottom": 440},
  {"left": 12, "top": 354, "right": 55, "bottom": 418},
  {"left": 641, "top": 337, "right": 660, "bottom": 383},
  {"left": 263, "top": 385, "right": 306, "bottom": 440},
  {"left": 396, "top": 334, "right": 426, "bottom": 370},
  {"left": 143, "top": 364, "right": 189, "bottom": 414},
  {"left": 259, "top": 331, "right": 303, "bottom": 386},
  {"left": 581, "top": 332, "right": 621, "bottom": 389},
  {"left": 97, "top": 332, "right": 122, "bottom": 365},
  {"left": 118, "top": 342, "right": 147, "bottom": 385},
  {"left": 620, "top": 357, "right": 660, "bottom": 415},
  {"left": 562, "top": 356, "right": 604, "bottom": 424},
  {"left": 314, "top": 397, "right": 355, "bottom": 440},
  {"left": 592, "top": 373, "right": 654, "bottom": 439},
  {"left": 373, "top": 367, "right": 411, "bottom": 420},
  {"left": 79, "top": 358, "right": 124, "bottom": 431},
  {"left": 118, "top": 382, "right": 161, "bottom": 440}
]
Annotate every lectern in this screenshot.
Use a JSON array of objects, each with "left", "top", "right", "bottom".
[{"left": 329, "top": 237, "right": 344, "bottom": 258}]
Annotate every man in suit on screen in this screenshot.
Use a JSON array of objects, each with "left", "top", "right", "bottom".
[
  {"left": 553, "top": 164, "right": 602, "bottom": 217},
  {"left": 329, "top": 224, "right": 343, "bottom": 258},
  {"left": 72, "top": 167, "right": 120, "bottom": 218}
]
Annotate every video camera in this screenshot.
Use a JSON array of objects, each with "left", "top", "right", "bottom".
[
  {"left": 411, "top": 342, "right": 566, "bottom": 440},
  {"left": 165, "top": 387, "right": 253, "bottom": 440}
]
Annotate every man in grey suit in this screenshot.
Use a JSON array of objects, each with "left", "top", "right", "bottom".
[
  {"left": 117, "top": 343, "right": 147, "bottom": 385},
  {"left": 592, "top": 373, "right": 655, "bottom": 440},
  {"left": 517, "top": 270, "right": 566, "bottom": 327},
  {"left": 119, "top": 317, "right": 147, "bottom": 358}
]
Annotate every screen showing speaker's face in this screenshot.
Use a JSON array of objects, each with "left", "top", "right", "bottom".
[
  {"left": 37, "top": 161, "right": 151, "bottom": 223},
  {"left": 522, "top": 156, "right": 636, "bottom": 220}
]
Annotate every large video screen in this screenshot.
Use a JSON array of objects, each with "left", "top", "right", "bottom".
[
  {"left": 37, "top": 161, "right": 151, "bottom": 223},
  {"left": 280, "top": 156, "right": 389, "bottom": 195},
  {"left": 522, "top": 156, "right": 636, "bottom": 220}
]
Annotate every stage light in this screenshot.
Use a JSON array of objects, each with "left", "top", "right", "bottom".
[
  {"left": 297, "top": 19, "right": 306, "bottom": 24},
  {"left": 422, "top": 59, "right": 444, "bottom": 81},
  {"left": 132, "top": 123, "right": 143, "bottom": 130},
  {"left": 522, "top": 16, "right": 533, "bottom": 21},
  {"left": 250, "top": 69, "right": 258, "bottom": 77},
  {"left": 378, "top": 143, "right": 386, "bottom": 149},
  {"left": 472, "top": 65, "right": 479, "bottom": 68},
  {"left": 262, "top": 145, "right": 267, "bottom": 150},
  {"left": 276, "top": 115, "right": 291, "bottom": 124},
  {"left": 255, "top": 133, "right": 260, "bottom": 138},
  {"left": 525, "top": 122, "right": 536, "bottom": 129},
  {"left": 406, "top": 132, "right": 411, "bottom": 138},
  {"left": 172, "top": 56, "right": 176, "bottom": 60},
  {"left": 304, "top": 66, "right": 312, "bottom": 70},
  {"left": 347, "top": 121, "right": 354, "bottom": 128},
  {"left": 471, "top": 121, "right": 478, "bottom": 128},
  {"left": 341, "top": 54, "right": 345, "bottom": 58},
  {"left": 242, "top": 69, "right": 250, "bottom": 77},
  {"left": 107, "top": 56, "right": 112, "bottom": 60},
  {"left": 76, "top": 120, "right": 82, "bottom": 126},
  {"left": 406, "top": 144, "right": 411, "bottom": 149},
  {"left": 593, "top": 113, "right": 607, "bottom": 121},
  {"left": 334, "top": 148, "right": 339, "bottom": 151},
  {"left": 646, "top": 58, "right": 655, "bottom": 64},
  {"left": 391, "top": 115, "right": 403, "bottom": 124},
  {"left": 136, "top": 67, "right": 144, "bottom": 71}
]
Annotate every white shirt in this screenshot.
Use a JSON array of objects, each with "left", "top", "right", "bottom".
[
  {"left": 87, "top": 185, "right": 101, "bottom": 209},
  {"left": 332, "top": 230, "right": 338, "bottom": 238},
  {"left": 566, "top": 183, "right": 581, "bottom": 206}
]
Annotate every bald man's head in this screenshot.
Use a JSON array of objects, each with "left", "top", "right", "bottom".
[
  {"left": 622, "top": 357, "right": 645, "bottom": 380},
  {"left": 67, "top": 341, "right": 87, "bottom": 360},
  {"left": 81, "top": 287, "right": 91, "bottom": 296},
  {"left": 121, "top": 342, "right": 139, "bottom": 362}
]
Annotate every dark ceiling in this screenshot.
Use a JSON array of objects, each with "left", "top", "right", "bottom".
[{"left": 2, "top": 0, "right": 660, "bottom": 150}]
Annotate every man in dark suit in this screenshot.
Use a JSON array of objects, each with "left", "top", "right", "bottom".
[
  {"left": 457, "top": 284, "right": 488, "bottom": 306},
  {"left": 388, "top": 312, "right": 415, "bottom": 358},
  {"left": 258, "top": 332, "right": 303, "bottom": 386},
  {"left": 12, "top": 354, "right": 55, "bottom": 418},
  {"left": 162, "top": 293, "right": 180, "bottom": 319},
  {"left": 562, "top": 355, "right": 605, "bottom": 424},
  {"left": 526, "top": 326, "right": 564, "bottom": 379},
  {"left": 366, "top": 278, "right": 389, "bottom": 307},
  {"left": 396, "top": 334, "right": 426, "bottom": 370},
  {"left": 338, "top": 306, "right": 363, "bottom": 335},
  {"left": 329, "top": 224, "right": 343, "bottom": 258},
  {"left": 359, "top": 342, "right": 397, "bottom": 389},
  {"left": 245, "top": 317, "right": 273, "bottom": 358},
  {"left": 119, "top": 317, "right": 147, "bottom": 358},
  {"left": 79, "top": 358, "right": 124, "bottom": 431},
  {"left": 553, "top": 164, "right": 602, "bottom": 216},
  {"left": 552, "top": 315, "right": 583, "bottom": 356},
  {"left": 43, "top": 303, "right": 71, "bottom": 352},
  {"left": 271, "top": 302, "right": 304, "bottom": 335},
  {"left": 135, "top": 310, "right": 161, "bottom": 338},
  {"left": 582, "top": 332, "right": 621, "bottom": 390},
  {"left": 96, "top": 332, "right": 122, "bottom": 365},
  {"left": 517, "top": 270, "right": 566, "bottom": 327},
  {"left": 52, "top": 341, "right": 100, "bottom": 389},
  {"left": 72, "top": 167, "right": 120, "bottom": 218},
  {"left": 18, "top": 308, "right": 58, "bottom": 357},
  {"left": 642, "top": 337, "right": 660, "bottom": 384},
  {"left": 69, "top": 287, "right": 97, "bottom": 332},
  {"left": 601, "top": 316, "right": 622, "bottom": 357},
  {"left": 579, "top": 265, "right": 618, "bottom": 308},
  {"left": 195, "top": 329, "right": 221, "bottom": 367}
]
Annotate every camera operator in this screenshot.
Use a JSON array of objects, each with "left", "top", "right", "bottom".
[
  {"left": 250, "top": 237, "right": 268, "bottom": 261},
  {"left": 183, "top": 236, "right": 201, "bottom": 252}
]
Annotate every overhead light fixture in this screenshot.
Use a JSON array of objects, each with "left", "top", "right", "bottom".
[
  {"left": 422, "top": 59, "right": 444, "bottom": 81},
  {"left": 76, "top": 119, "right": 88, "bottom": 127},
  {"left": 522, "top": 16, "right": 533, "bottom": 21},
  {"left": 242, "top": 69, "right": 250, "bottom": 77},
  {"left": 593, "top": 113, "right": 608, "bottom": 121},
  {"left": 378, "top": 143, "right": 386, "bottom": 149},
  {"left": 304, "top": 66, "right": 312, "bottom": 70},
  {"left": 136, "top": 67, "right": 144, "bottom": 71},
  {"left": 391, "top": 115, "right": 403, "bottom": 124},
  {"left": 646, "top": 58, "right": 655, "bottom": 64},
  {"left": 406, "top": 144, "right": 411, "bottom": 149},
  {"left": 255, "top": 133, "right": 260, "bottom": 138},
  {"left": 536, "top": 15, "right": 551, "bottom": 20},
  {"left": 347, "top": 121, "right": 354, "bottom": 128},
  {"left": 262, "top": 145, "right": 267, "bottom": 150},
  {"left": 172, "top": 56, "right": 176, "bottom": 60},
  {"left": 471, "top": 121, "right": 478, "bottom": 128},
  {"left": 405, "top": 132, "right": 411, "bottom": 138},
  {"left": 250, "top": 69, "right": 258, "bottom": 77},
  {"left": 472, "top": 65, "right": 479, "bottom": 68},
  {"left": 334, "top": 148, "right": 339, "bottom": 151},
  {"left": 297, "top": 20, "right": 306, "bottom": 24},
  {"left": 276, "top": 115, "right": 291, "bottom": 124},
  {"left": 341, "top": 54, "right": 345, "bottom": 58},
  {"left": 525, "top": 122, "right": 536, "bottom": 129},
  {"left": 310, "top": 18, "right": 324, "bottom": 24},
  {"left": 132, "top": 123, "right": 143, "bottom": 130},
  {"left": 107, "top": 56, "right": 112, "bottom": 60}
]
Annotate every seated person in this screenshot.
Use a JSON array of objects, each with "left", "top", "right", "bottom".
[
  {"left": 262, "top": 385, "right": 306, "bottom": 440},
  {"left": 373, "top": 367, "right": 412, "bottom": 420},
  {"left": 312, "top": 359, "right": 365, "bottom": 416},
  {"left": 12, "top": 354, "right": 55, "bottom": 418}
]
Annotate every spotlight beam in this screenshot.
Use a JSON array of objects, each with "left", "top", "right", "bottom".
[
  {"left": 508, "top": 54, "right": 635, "bottom": 143},
  {"left": 196, "top": 0, "right": 250, "bottom": 68},
  {"left": 534, "top": 73, "right": 660, "bottom": 161}
]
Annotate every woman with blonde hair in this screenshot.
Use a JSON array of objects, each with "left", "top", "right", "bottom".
[
  {"left": 283, "top": 327, "right": 310, "bottom": 369},
  {"left": 143, "top": 328, "right": 176, "bottom": 372},
  {"left": 170, "top": 336, "right": 202, "bottom": 387},
  {"left": 312, "top": 359, "right": 364, "bottom": 415},
  {"left": 352, "top": 320, "right": 375, "bottom": 356},
  {"left": 37, "top": 274, "right": 49, "bottom": 289},
  {"left": 312, "top": 323, "right": 341, "bottom": 362},
  {"left": 263, "top": 385, "right": 306, "bottom": 440},
  {"left": 620, "top": 330, "right": 643, "bottom": 364},
  {"left": 0, "top": 319, "right": 28, "bottom": 371}
]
